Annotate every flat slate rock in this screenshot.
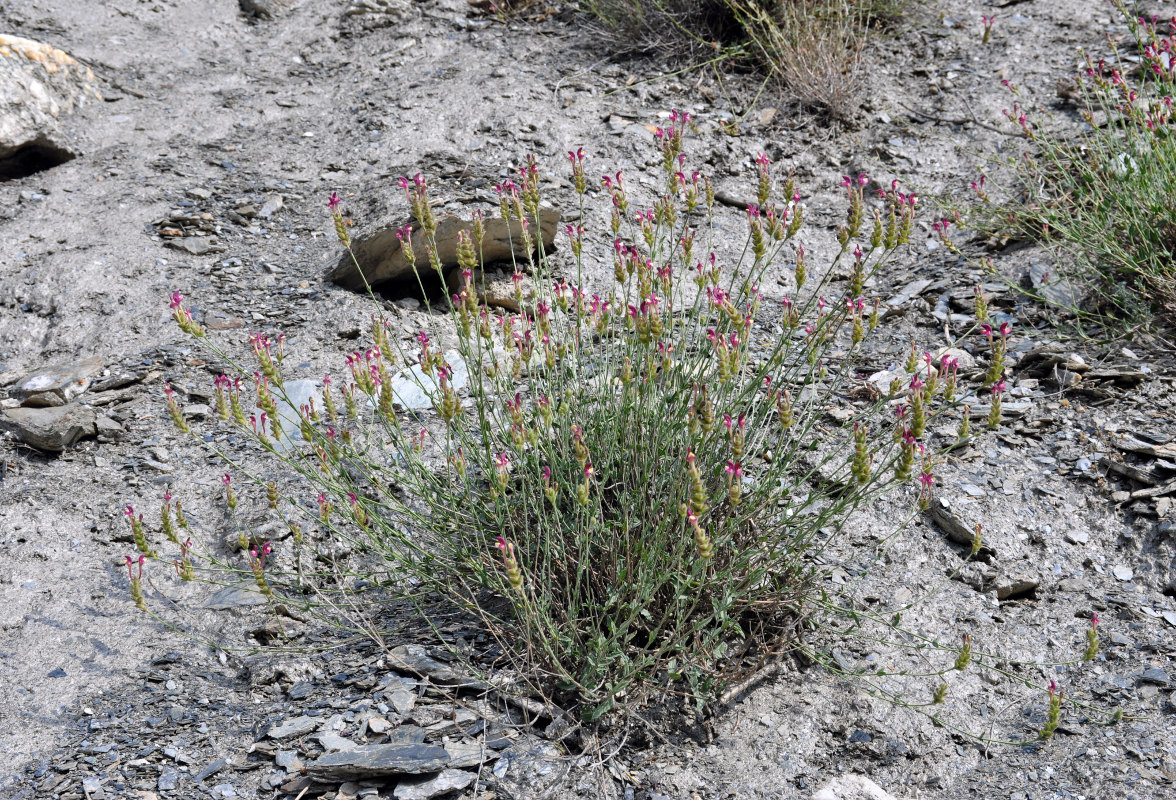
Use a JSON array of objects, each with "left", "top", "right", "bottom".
[
  {"left": 393, "top": 768, "right": 476, "bottom": 800},
  {"left": 205, "top": 582, "right": 270, "bottom": 610},
  {"left": 326, "top": 209, "right": 559, "bottom": 292},
  {"left": 387, "top": 644, "right": 486, "bottom": 688},
  {"left": 9, "top": 355, "right": 103, "bottom": 406},
  {"left": 0, "top": 404, "right": 96, "bottom": 451},
  {"left": 267, "top": 716, "right": 319, "bottom": 740},
  {"left": 308, "top": 743, "right": 451, "bottom": 780}
]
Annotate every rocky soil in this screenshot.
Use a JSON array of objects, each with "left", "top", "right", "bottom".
[{"left": 2, "top": 0, "right": 1176, "bottom": 799}]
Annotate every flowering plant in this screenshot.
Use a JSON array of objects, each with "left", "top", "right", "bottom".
[{"left": 162, "top": 115, "right": 974, "bottom": 718}]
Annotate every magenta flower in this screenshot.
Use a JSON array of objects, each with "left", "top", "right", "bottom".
[
  {"left": 222, "top": 473, "right": 231, "bottom": 486},
  {"left": 919, "top": 470, "right": 934, "bottom": 488},
  {"left": 327, "top": 192, "right": 341, "bottom": 212},
  {"left": 169, "top": 290, "right": 184, "bottom": 309},
  {"left": 1092, "top": 613, "right": 1099, "bottom": 628}
]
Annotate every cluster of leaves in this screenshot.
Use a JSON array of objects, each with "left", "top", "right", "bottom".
[
  {"left": 157, "top": 115, "right": 985, "bottom": 720},
  {"left": 975, "top": 1, "right": 1176, "bottom": 322}
]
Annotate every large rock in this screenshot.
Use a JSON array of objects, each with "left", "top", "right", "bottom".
[
  {"left": 308, "top": 743, "right": 451, "bottom": 780},
  {"left": 0, "top": 404, "right": 96, "bottom": 451},
  {"left": 326, "top": 209, "right": 560, "bottom": 292},
  {"left": 9, "top": 355, "right": 103, "bottom": 407},
  {"left": 0, "top": 35, "right": 99, "bottom": 177}
]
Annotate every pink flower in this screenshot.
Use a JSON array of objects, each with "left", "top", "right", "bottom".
[
  {"left": 327, "top": 192, "right": 341, "bottom": 212},
  {"left": 222, "top": 473, "right": 231, "bottom": 486},
  {"left": 1092, "top": 613, "right": 1099, "bottom": 628},
  {"left": 494, "top": 536, "right": 506, "bottom": 550},
  {"left": 169, "top": 290, "right": 184, "bottom": 309},
  {"left": 919, "top": 470, "right": 934, "bottom": 488}
]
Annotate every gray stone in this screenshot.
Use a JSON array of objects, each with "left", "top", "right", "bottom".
[
  {"left": 389, "top": 689, "right": 416, "bottom": 715},
  {"left": 316, "top": 732, "right": 359, "bottom": 752},
  {"left": 387, "top": 644, "right": 485, "bottom": 688},
  {"left": 367, "top": 716, "right": 392, "bottom": 734},
  {"left": 80, "top": 776, "right": 103, "bottom": 799},
  {"left": 1024, "top": 261, "right": 1083, "bottom": 309},
  {"left": 924, "top": 497, "right": 992, "bottom": 556},
  {"left": 326, "top": 209, "right": 559, "bottom": 292},
  {"left": 994, "top": 575, "right": 1039, "bottom": 600},
  {"left": 0, "top": 404, "right": 96, "bottom": 451},
  {"left": 274, "top": 750, "right": 301, "bottom": 771},
  {"left": 1140, "top": 668, "right": 1170, "bottom": 686},
  {"left": 0, "top": 35, "right": 97, "bottom": 172},
  {"left": 308, "top": 743, "right": 451, "bottom": 780},
  {"left": 479, "top": 271, "right": 535, "bottom": 313},
  {"left": 158, "top": 766, "right": 181, "bottom": 791},
  {"left": 1113, "top": 565, "right": 1134, "bottom": 582},
  {"left": 393, "top": 769, "right": 476, "bottom": 800},
  {"left": 9, "top": 355, "right": 102, "bottom": 406},
  {"left": 884, "top": 279, "right": 933, "bottom": 308},
  {"left": 204, "top": 582, "right": 269, "bottom": 610},
  {"left": 445, "top": 741, "right": 499, "bottom": 769},
  {"left": 196, "top": 758, "right": 229, "bottom": 783},
  {"left": 258, "top": 194, "right": 283, "bottom": 218},
  {"left": 95, "top": 413, "right": 125, "bottom": 441},
  {"left": 267, "top": 715, "right": 319, "bottom": 739},
  {"left": 388, "top": 352, "right": 468, "bottom": 412},
  {"left": 166, "top": 236, "right": 222, "bottom": 256},
  {"left": 182, "top": 403, "right": 212, "bottom": 420}
]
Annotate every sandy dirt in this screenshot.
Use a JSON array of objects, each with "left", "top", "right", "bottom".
[{"left": 2, "top": 0, "right": 1175, "bottom": 798}]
